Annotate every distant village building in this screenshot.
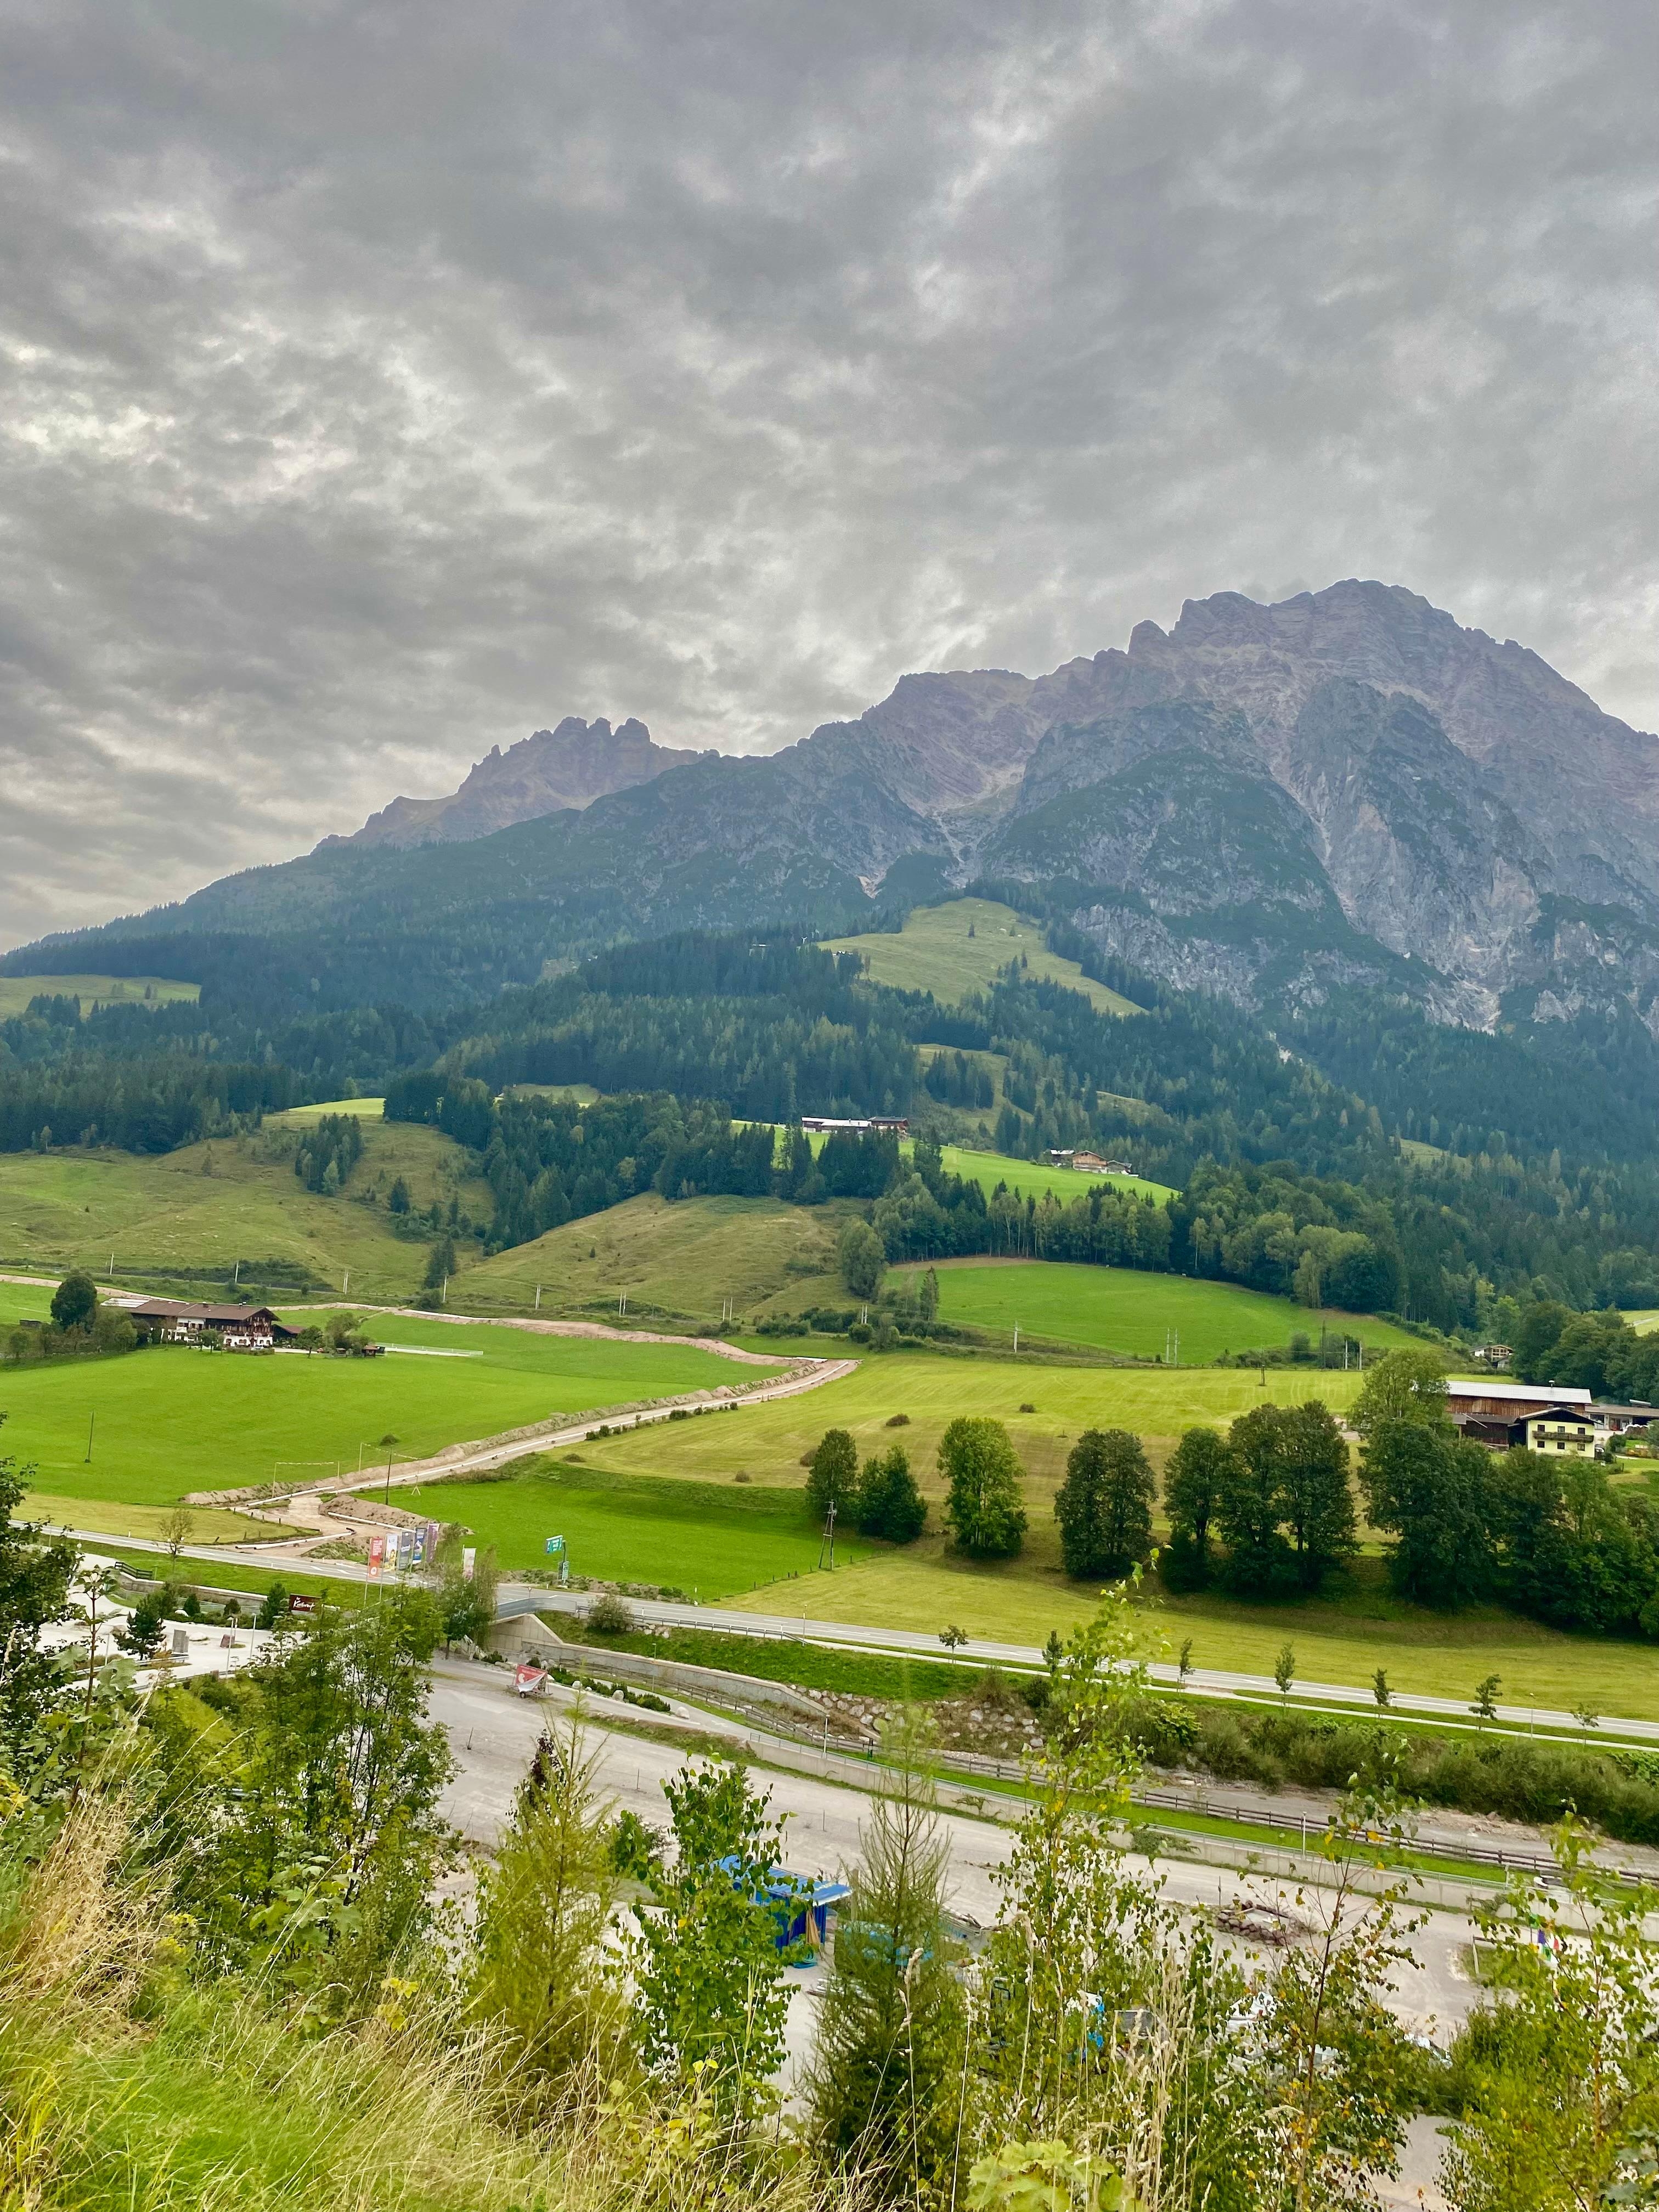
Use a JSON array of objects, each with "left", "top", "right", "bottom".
[
  {"left": 128, "top": 1300, "right": 295, "bottom": 1351},
  {"left": 799, "top": 1116, "right": 909, "bottom": 1135},
  {"left": 1446, "top": 1378, "right": 1595, "bottom": 1453},
  {"left": 1470, "top": 1344, "right": 1512, "bottom": 1368},
  {"left": 1048, "top": 1148, "right": 1136, "bottom": 1176}
]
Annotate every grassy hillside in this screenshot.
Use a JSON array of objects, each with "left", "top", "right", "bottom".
[
  {"left": 0, "top": 1121, "right": 490, "bottom": 1301},
  {"left": 1, "top": 1318, "right": 748, "bottom": 1510},
  {"left": 893, "top": 1258, "right": 1423, "bottom": 1361},
  {"left": 0, "top": 972, "right": 199, "bottom": 1018},
  {"left": 270, "top": 1096, "right": 386, "bottom": 1122},
  {"left": 822, "top": 896, "right": 1140, "bottom": 1014},
  {"left": 458, "top": 1190, "right": 862, "bottom": 1325},
  {"left": 400, "top": 1455, "right": 864, "bottom": 1597},
  {"left": 930, "top": 1142, "right": 1173, "bottom": 1204}
]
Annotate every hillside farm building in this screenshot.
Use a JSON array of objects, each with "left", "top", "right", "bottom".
[
  {"left": 799, "top": 1116, "right": 909, "bottom": 1135},
  {"left": 1048, "top": 1149, "right": 1137, "bottom": 1176},
  {"left": 1446, "top": 1379, "right": 1596, "bottom": 1454},
  {"left": 128, "top": 1301, "right": 296, "bottom": 1351}
]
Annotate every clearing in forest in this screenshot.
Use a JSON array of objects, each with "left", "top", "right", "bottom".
[{"left": 821, "top": 897, "right": 1140, "bottom": 1014}]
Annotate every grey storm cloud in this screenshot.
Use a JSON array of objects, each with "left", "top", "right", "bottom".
[{"left": 1, "top": 0, "right": 1656, "bottom": 944}]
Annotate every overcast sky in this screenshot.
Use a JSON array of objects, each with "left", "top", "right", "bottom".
[{"left": 2, "top": 0, "right": 1655, "bottom": 946}]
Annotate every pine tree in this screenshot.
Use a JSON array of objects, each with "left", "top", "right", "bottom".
[{"left": 808, "top": 1709, "right": 963, "bottom": 2191}]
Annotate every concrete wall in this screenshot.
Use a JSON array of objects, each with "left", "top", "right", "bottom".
[{"left": 491, "top": 1615, "right": 834, "bottom": 1729}]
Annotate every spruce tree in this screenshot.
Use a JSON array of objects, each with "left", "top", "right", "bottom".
[
  {"left": 807, "top": 1709, "right": 963, "bottom": 2191},
  {"left": 854, "top": 1444, "right": 927, "bottom": 1543}
]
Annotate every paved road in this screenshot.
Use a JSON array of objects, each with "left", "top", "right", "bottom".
[
  {"left": 431, "top": 1662, "right": 1466, "bottom": 2208},
  {"left": 70, "top": 1529, "right": 1658, "bottom": 1747},
  {"left": 511, "top": 1585, "right": 1659, "bottom": 1747}
]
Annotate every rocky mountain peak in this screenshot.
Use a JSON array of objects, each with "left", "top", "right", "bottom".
[{"left": 320, "top": 714, "right": 704, "bottom": 851}]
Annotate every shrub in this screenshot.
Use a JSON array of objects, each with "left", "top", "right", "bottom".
[{"left": 586, "top": 1593, "right": 635, "bottom": 1635}]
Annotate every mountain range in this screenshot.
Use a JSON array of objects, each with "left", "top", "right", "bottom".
[{"left": 14, "top": 580, "right": 1659, "bottom": 1042}]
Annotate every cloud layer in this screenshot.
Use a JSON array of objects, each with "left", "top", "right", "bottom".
[{"left": 2, "top": 0, "right": 1655, "bottom": 945}]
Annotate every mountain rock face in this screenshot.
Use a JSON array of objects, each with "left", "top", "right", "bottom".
[
  {"left": 30, "top": 580, "right": 1659, "bottom": 1040},
  {"left": 323, "top": 717, "right": 703, "bottom": 850}
]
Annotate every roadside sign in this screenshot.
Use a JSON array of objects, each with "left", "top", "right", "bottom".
[
  {"left": 462, "top": 1546, "right": 476, "bottom": 1583},
  {"left": 287, "top": 1594, "right": 317, "bottom": 1615},
  {"left": 545, "top": 1535, "right": 565, "bottom": 1555},
  {"left": 396, "top": 1529, "right": 415, "bottom": 1571},
  {"left": 366, "top": 1534, "right": 385, "bottom": 1582},
  {"left": 514, "top": 1663, "right": 548, "bottom": 1697}
]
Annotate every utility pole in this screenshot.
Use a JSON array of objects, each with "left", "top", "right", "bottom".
[
  {"left": 534, "top": 1285, "right": 541, "bottom": 1310},
  {"left": 441, "top": 1276, "right": 447, "bottom": 1306},
  {"left": 816, "top": 1499, "right": 837, "bottom": 1572},
  {"left": 1013, "top": 1322, "right": 1019, "bottom": 1352},
  {"left": 84, "top": 1411, "right": 94, "bottom": 1463},
  {"left": 342, "top": 1268, "right": 349, "bottom": 1295}
]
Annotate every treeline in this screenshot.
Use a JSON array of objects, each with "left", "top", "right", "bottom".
[
  {"left": 1163, "top": 1352, "right": 1659, "bottom": 1642},
  {"left": 438, "top": 934, "right": 916, "bottom": 1121},
  {"left": 0, "top": 1049, "right": 302, "bottom": 1154},
  {"left": 293, "top": 1113, "right": 365, "bottom": 1195}
]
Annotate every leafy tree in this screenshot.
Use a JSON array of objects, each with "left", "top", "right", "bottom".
[
  {"left": 837, "top": 1217, "right": 885, "bottom": 1300},
  {"left": 467, "top": 1718, "right": 625, "bottom": 2101},
  {"left": 854, "top": 1444, "right": 927, "bottom": 1544},
  {"left": 0, "top": 1428, "right": 78, "bottom": 1781},
  {"left": 939, "top": 1417, "right": 1027, "bottom": 1559},
  {"left": 632, "top": 1759, "right": 798, "bottom": 2114},
  {"left": 161, "top": 1506, "right": 194, "bottom": 1563},
  {"left": 805, "top": 1429, "right": 860, "bottom": 1523},
  {"left": 1349, "top": 1347, "right": 1450, "bottom": 1439},
  {"left": 49, "top": 1269, "right": 98, "bottom": 1333},
  {"left": 917, "top": 1266, "right": 939, "bottom": 1323},
  {"left": 808, "top": 1708, "right": 963, "bottom": 2192},
  {"left": 440, "top": 1544, "right": 498, "bottom": 1652},
  {"left": 1163, "top": 1426, "right": 1232, "bottom": 1583},
  {"left": 1274, "top": 1643, "right": 1295, "bottom": 1702},
  {"left": 1443, "top": 1821, "right": 1659, "bottom": 2209},
  {"left": 1510, "top": 1300, "right": 1573, "bottom": 1383},
  {"left": 1215, "top": 1403, "right": 1295, "bottom": 1595},
  {"left": 1360, "top": 1421, "right": 1495, "bottom": 1608},
  {"left": 174, "top": 1589, "right": 453, "bottom": 2008},
  {"left": 1276, "top": 1400, "right": 1356, "bottom": 1591},
  {"left": 1053, "top": 1427, "right": 1154, "bottom": 1580}
]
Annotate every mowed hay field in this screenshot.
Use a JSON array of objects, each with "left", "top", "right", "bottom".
[
  {"left": 0, "top": 973, "right": 200, "bottom": 1019},
  {"left": 399, "top": 1455, "right": 865, "bottom": 1598},
  {"left": 822, "top": 897, "right": 1142, "bottom": 1015},
  {"left": 0, "top": 1318, "right": 754, "bottom": 1511},
  {"left": 460, "top": 1191, "right": 865, "bottom": 1324},
  {"left": 566, "top": 1348, "right": 1659, "bottom": 1714},
  {"left": 0, "top": 1121, "right": 492, "bottom": 1302},
  {"left": 895, "top": 1259, "right": 1424, "bottom": 1362}
]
